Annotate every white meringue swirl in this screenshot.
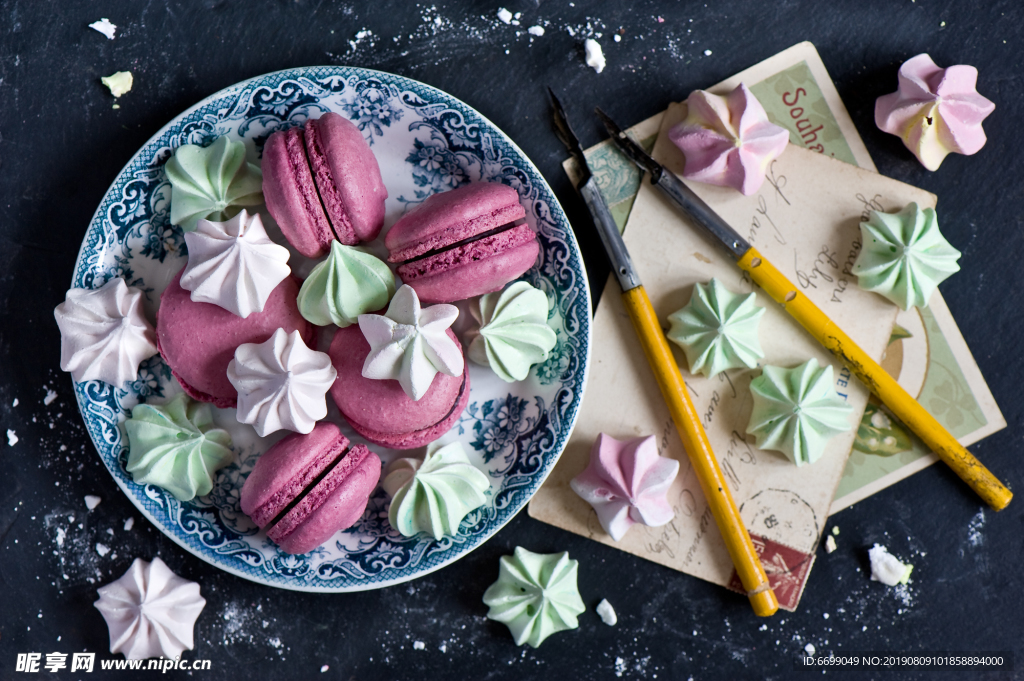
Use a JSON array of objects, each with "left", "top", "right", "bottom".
[
  {"left": 93, "top": 557, "right": 206, "bottom": 660},
  {"left": 358, "top": 284, "right": 463, "bottom": 401},
  {"left": 180, "top": 209, "right": 291, "bottom": 318},
  {"left": 54, "top": 278, "right": 158, "bottom": 387},
  {"left": 226, "top": 328, "right": 337, "bottom": 436}
]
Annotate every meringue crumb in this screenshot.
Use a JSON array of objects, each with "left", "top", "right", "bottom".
[
  {"left": 584, "top": 39, "right": 606, "bottom": 73},
  {"left": 89, "top": 18, "right": 117, "bottom": 40},
  {"left": 44, "top": 389, "right": 58, "bottom": 405},
  {"left": 7, "top": 430, "right": 17, "bottom": 446},
  {"left": 805, "top": 643, "right": 816, "bottom": 656},
  {"left": 101, "top": 71, "right": 133, "bottom": 98},
  {"left": 12, "top": 398, "right": 18, "bottom": 407},
  {"left": 614, "top": 34, "right": 621, "bottom": 42},
  {"left": 95, "top": 543, "right": 110, "bottom": 557},
  {"left": 825, "top": 535, "right": 837, "bottom": 553},
  {"left": 832, "top": 526, "right": 840, "bottom": 535},
  {"left": 869, "top": 544, "right": 914, "bottom": 586},
  {"left": 320, "top": 665, "right": 329, "bottom": 673},
  {"left": 84, "top": 495, "right": 102, "bottom": 510},
  {"left": 124, "top": 517, "right": 135, "bottom": 531},
  {"left": 704, "top": 49, "right": 713, "bottom": 56},
  {"left": 528, "top": 25, "right": 545, "bottom": 36},
  {"left": 413, "top": 641, "right": 425, "bottom": 650},
  {"left": 596, "top": 598, "right": 618, "bottom": 626},
  {"left": 497, "top": 8, "right": 512, "bottom": 24}
]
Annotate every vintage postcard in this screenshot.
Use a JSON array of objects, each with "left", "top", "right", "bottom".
[
  {"left": 557, "top": 40, "right": 1004, "bottom": 520},
  {"left": 530, "top": 101, "right": 937, "bottom": 611}
]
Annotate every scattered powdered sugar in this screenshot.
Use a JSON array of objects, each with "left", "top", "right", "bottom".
[
  {"left": 614, "top": 657, "right": 627, "bottom": 677},
  {"left": 596, "top": 598, "right": 618, "bottom": 626},
  {"left": 7, "top": 429, "right": 17, "bottom": 446},
  {"left": 967, "top": 510, "right": 985, "bottom": 547},
  {"left": 88, "top": 18, "right": 117, "bottom": 40},
  {"left": 84, "top": 495, "right": 101, "bottom": 510}
]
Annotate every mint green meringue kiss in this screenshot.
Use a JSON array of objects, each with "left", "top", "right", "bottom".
[
  {"left": 482, "top": 547, "right": 586, "bottom": 648},
  {"left": 165, "top": 136, "right": 264, "bottom": 233},
  {"left": 667, "top": 278, "right": 765, "bottom": 378},
  {"left": 297, "top": 241, "right": 397, "bottom": 327},
  {"left": 125, "top": 393, "right": 234, "bottom": 501},
  {"left": 746, "top": 358, "right": 854, "bottom": 466},
  {"left": 468, "top": 281, "right": 557, "bottom": 382},
  {"left": 382, "top": 441, "right": 490, "bottom": 540},
  {"left": 852, "top": 203, "right": 961, "bottom": 310}
]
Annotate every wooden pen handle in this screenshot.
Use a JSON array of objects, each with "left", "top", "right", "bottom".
[
  {"left": 621, "top": 285, "right": 778, "bottom": 616},
  {"left": 738, "top": 248, "right": 1012, "bottom": 511}
]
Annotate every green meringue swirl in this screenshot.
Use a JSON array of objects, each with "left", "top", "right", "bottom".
[
  {"left": 297, "top": 241, "right": 397, "bottom": 327},
  {"left": 482, "top": 547, "right": 586, "bottom": 648},
  {"left": 467, "top": 281, "right": 557, "bottom": 382},
  {"left": 852, "top": 202, "right": 961, "bottom": 310},
  {"left": 165, "top": 136, "right": 264, "bottom": 232},
  {"left": 382, "top": 442, "right": 489, "bottom": 540},
  {"left": 125, "top": 393, "right": 234, "bottom": 501},
  {"left": 667, "top": 278, "right": 765, "bottom": 377},
  {"left": 746, "top": 358, "right": 854, "bottom": 466}
]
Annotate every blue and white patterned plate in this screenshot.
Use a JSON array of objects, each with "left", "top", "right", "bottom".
[{"left": 73, "top": 67, "right": 592, "bottom": 591}]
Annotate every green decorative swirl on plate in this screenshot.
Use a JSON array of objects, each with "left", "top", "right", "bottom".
[
  {"left": 467, "top": 282, "right": 557, "bottom": 382},
  {"left": 382, "top": 442, "right": 489, "bottom": 540},
  {"left": 297, "top": 241, "right": 397, "bottom": 327},
  {"left": 125, "top": 393, "right": 234, "bottom": 501},
  {"left": 165, "top": 136, "right": 264, "bottom": 232}
]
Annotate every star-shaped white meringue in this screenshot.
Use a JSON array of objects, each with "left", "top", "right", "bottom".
[
  {"left": 93, "top": 557, "right": 206, "bottom": 660},
  {"left": 54, "top": 278, "right": 158, "bottom": 387},
  {"left": 180, "top": 209, "right": 291, "bottom": 318},
  {"left": 358, "top": 284, "right": 463, "bottom": 401},
  {"left": 226, "top": 328, "right": 337, "bottom": 436}
]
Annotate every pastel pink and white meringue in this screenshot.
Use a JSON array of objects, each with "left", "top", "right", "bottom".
[
  {"left": 55, "top": 278, "right": 158, "bottom": 387},
  {"left": 669, "top": 83, "right": 790, "bottom": 196},
  {"left": 93, "top": 557, "right": 205, "bottom": 660},
  {"left": 570, "top": 433, "right": 679, "bottom": 541},
  {"left": 358, "top": 284, "right": 463, "bottom": 401},
  {"left": 180, "top": 209, "right": 291, "bottom": 318},
  {"left": 875, "top": 54, "right": 995, "bottom": 171},
  {"left": 226, "top": 328, "right": 337, "bottom": 436}
]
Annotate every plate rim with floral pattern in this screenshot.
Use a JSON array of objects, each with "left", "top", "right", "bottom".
[{"left": 71, "top": 66, "right": 592, "bottom": 592}]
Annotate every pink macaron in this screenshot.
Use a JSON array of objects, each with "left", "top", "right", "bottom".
[
  {"left": 385, "top": 182, "right": 539, "bottom": 303},
  {"left": 156, "top": 267, "right": 315, "bottom": 408},
  {"left": 328, "top": 324, "right": 471, "bottom": 450},
  {"left": 262, "top": 112, "right": 388, "bottom": 258},
  {"left": 240, "top": 422, "right": 381, "bottom": 555}
]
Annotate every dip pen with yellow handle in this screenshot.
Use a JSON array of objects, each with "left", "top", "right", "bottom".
[
  {"left": 596, "top": 107, "right": 1011, "bottom": 512},
  {"left": 549, "top": 90, "right": 778, "bottom": 617}
]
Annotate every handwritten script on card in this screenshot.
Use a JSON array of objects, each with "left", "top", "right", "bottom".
[{"left": 529, "top": 102, "right": 936, "bottom": 611}]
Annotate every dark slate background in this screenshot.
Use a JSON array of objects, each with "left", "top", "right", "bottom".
[{"left": 1, "top": 2, "right": 1022, "bottom": 680}]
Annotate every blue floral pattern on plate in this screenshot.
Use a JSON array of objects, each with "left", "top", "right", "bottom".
[{"left": 72, "top": 67, "right": 592, "bottom": 592}]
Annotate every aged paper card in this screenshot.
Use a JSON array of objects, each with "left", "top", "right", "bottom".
[{"left": 531, "top": 102, "right": 936, "bottom": 610}]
